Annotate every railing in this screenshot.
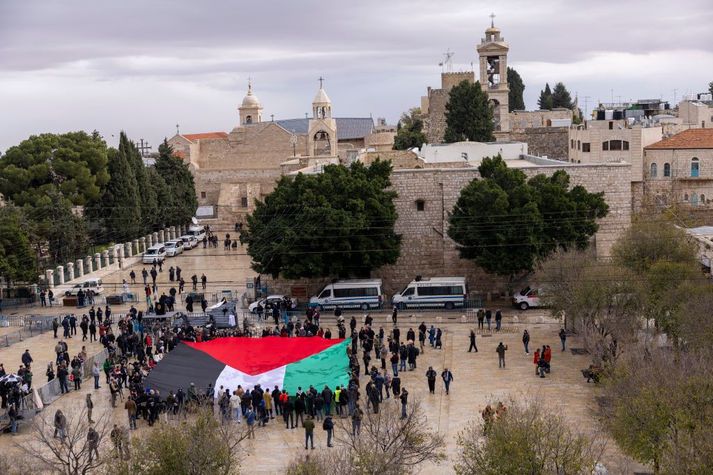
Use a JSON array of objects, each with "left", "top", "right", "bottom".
[{"left": 0, "top": 315, "right": 58, "bottom": 348}]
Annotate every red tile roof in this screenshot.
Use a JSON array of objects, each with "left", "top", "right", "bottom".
[
  {"left": 646, "top": 129, "right": 713, "bottom": 150},
  {"left": 181, "top": 132, "right": 228, "bottom": 142}
]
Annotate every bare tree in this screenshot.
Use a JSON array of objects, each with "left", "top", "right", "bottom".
[
  {"left": 541, "top": 251, "right": 641, "bottom": 364},
  {"left": 455, "top": 398, "right": 604, "bottom": 475},
  {"left": 287, "top": 401, "right": 446, "bottom": 475},
  {"left": 17, "top": 408, "right": 111, "bottom": 475}
]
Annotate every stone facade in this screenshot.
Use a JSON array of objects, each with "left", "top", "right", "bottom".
[
  {"left": 264, "top": 161, "right": 632, "bottom": 299},
  {"left": 644, "top": 137, "right": 713, "bottom": 207},
  {"left": 370, "top": 162, "right": 631, "bottom": 296},
  {"left": 507, "top": 127, "right": 568, "bottom": 159},
  {"left": 510, "top": 109, "right": 572, "bottom": 132}
]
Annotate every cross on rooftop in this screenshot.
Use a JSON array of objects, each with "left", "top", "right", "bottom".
[
  {"left": 490, "top": 12, "right": 495, "bottom": 27},
  {"left": 319, "top": 76, "right": 324, "bottom": 89}
]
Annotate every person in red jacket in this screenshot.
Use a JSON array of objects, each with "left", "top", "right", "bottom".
[
  {"left": 533, "top": 349, "right": 540, "bottom": 376},
  {"left": 544, "top": 345, "right": 552, "bottom": 373}
]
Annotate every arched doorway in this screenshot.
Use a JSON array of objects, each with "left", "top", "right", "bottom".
[{"left": 313, "top": 131, "right": 332, "bottom": 156}]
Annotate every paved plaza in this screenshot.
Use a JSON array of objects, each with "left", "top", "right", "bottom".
[{"left": 0, "top": 247, "right": 642, "bottom": 473}]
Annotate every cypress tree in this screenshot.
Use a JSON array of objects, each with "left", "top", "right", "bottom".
[
  {"left": 155, "top": 139, "right": 198, "bottom": 226},
  {"left": 125, "top": 135, "right": 158, "bottom": 231},
  {"left": 507, "top": 67, "right": 526, "bottom": 112},
  {"left": 96, "top": 135, "right": 142, "bottom": 241},
  {"left": 443, "top": 80, "right": 495, "bottom": 143}
]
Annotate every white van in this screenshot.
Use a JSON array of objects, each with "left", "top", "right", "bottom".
[
  {"left": 143, "top": 244, "right": 167, "bottom": 264},
  {"left": 512, "top": 286, "right": 545, "bottom": 310},
  {"left": 309, "top": 279, "right": 383, "bottom": 310},
  {"left": 188, "top": 225, "right": 206, "bottom": 242},
  {"left": 65, "top": 278, "right": 104, "bottom": 297},
  {"left": 392, "top": 277, "right": 467, "bottom": 310}
]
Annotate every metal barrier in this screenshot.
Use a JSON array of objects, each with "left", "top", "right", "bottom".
[
  {"left": 36, "top": 348, "right": 109, "bottom": 406},
  {"left": 0, "top": 315, "right": 58, "bottom": 348}
]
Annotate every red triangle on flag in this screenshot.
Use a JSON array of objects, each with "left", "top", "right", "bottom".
[{"left": 184, "top": 336, "right": 344, "bottom": 375}]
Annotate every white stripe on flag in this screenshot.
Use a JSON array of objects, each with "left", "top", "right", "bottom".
[{"left": 214, "top": 365, "right": 287, "bottom": 396}]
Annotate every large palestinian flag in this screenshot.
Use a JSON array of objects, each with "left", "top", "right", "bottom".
[{"left": 144, "top": 337, "right": 350, "bottom": 396}]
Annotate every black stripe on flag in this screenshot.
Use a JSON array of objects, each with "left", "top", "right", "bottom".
[{"left": 143, "top": 341, "right": 225, "bottom": 397}]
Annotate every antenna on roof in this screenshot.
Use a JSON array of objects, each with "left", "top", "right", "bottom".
[
  {"left": 176, "top": 124, "right": 180, "bottom": 135},
  {"left": 439, "top": 49, "right": 454, "bottom": 73}
]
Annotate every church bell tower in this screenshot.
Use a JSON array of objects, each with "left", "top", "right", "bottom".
[
  {"left": 307, "top": 77, "right": 338, "bottom": 157},
  {"left": 476, "top": 15, "right": 510, "bottom": 134}
]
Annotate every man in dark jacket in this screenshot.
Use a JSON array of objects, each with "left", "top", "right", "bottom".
[{"left": 426, "top": 366, "right": 437, "bottom": 394}]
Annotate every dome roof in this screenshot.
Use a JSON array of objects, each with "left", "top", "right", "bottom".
[
  {"left": 241, "top": 82, "right": 261, "bottom": 108},
  {"left": 485, "top": 26, "right": 500, "bottom": 35},
  {"left": 312, "top": 87, "right": 331, "bottom": 105}
]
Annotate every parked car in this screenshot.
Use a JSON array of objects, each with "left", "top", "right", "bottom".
[
  {"left": 512, "top": 286, "right": 545, "bottom": 310},
  {"left": 164, "top": 240, "right": 184, "bottom": 257},
  {"left": 143, "top": 244, "right": 167, "bottom": 264},
  {"left": 248, "top": 295, "right": 297, "bottom": 313},
  {"left": 64, "top": 278, "right": 104, "bottom": 297},
  {"left": 179, "top": 235, "right": 198, "bottom": 250}
]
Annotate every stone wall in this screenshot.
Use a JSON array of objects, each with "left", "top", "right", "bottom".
[
  {"left": 266, "top": 162, "right": 632, "bottom": 299},
  {"left": 423, "top": 88, "right": 450, "bottom": 144},
  {"left": 510, "top": 109, "right": 572, "bottom": 132},
  {"left": 509, "top": 127, "right": 569, "bottom": 160}
]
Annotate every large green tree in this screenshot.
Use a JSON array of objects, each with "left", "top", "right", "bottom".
[
  {"left": 26, "top": 191, "right": 90, "bottom": 266},
  {"left": 551, "top": 82, "right": 574, "bottom": 109},
  {"left": 154, "top": 139, "right": 198, "bottom": 226},
  {"left": 447, "top": 155, "right": 608, "bottom": 277},
  {"left": 0, "top": 207, "right": 37, "bottom": 285},
  {"left": 89, "top": 134, "right": 142, "bottom": 242},
  {"left": 393, "top": 108, "right": 427, "bottom": 150},
  {"left": 241, "top": 159, "right": 401, "bottom": 279},
  {"left": 0, "top": 131, "right": 109, "bottom": 207},
  {"left": 507, "top": 67, "right": 526, "bottom": 112},
  {"left": 443, "top": 80, "right": 494, "bottom": 143}
]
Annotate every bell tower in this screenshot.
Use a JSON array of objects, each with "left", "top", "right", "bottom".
[
  {"left": 238, "top": 79, "right": 263, "bottom": 126},
  {"left": 476, "top": 14, "right": 510, "bottom": 134},
  {"left": 307, "top": 77, "right": 338, "bottom": 157}
]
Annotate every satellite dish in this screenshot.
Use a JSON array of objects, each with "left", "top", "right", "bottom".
[{"left": 191, "top": 217, "right": 198, "bottom": 225}]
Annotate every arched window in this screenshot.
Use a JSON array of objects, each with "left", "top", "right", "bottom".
[
  {"left": 692, "top": 193, "right": 699, "bottom": 206},
  {"left": 691, "top": 157, "right": 700, "bottom": 177},
  {"left": 650, "top": 163, "right": 658, "bottom": 177},
  {"left": 245, "top": 115, "right": 252, "bottom": 124},
  {"left": 701, "top": 194, "right": 706, "bottom": 204},
  {"left": 684, "top": 193, "right": 689, "bottom": 202},
  {"left": 663, "top": 163, "right": 671, "bottom": 177}
]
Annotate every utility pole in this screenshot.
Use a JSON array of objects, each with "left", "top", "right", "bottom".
[
  {"left": 137, "top": 139, "right": 152, "bottom": 158},
  {"left": 583, "top": 96, "right": 591, "bottom": 120}
]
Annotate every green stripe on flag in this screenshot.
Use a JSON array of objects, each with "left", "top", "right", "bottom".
[{"left": 282, "top": 339, "right": 351, "bottom": 393}]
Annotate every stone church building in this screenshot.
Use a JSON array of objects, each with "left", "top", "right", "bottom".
[{"left": 168, "top": 80, "right": 394, "bottom": 226}]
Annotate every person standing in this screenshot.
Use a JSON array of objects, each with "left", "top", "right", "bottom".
[
  {"left": 441, "top": 368, "right": 454, "bottom": 395},
  {"left": 426, "top": 366, "right": 437, "bottom": 394},
  {"left": 522, "top": 329, "right": 530, "bottom": 354},
  {"left": 323, "top": 414, "right": 334, "bottom": 447},
  {"left": 54, "top": 410, "right": 67, "bottom": 440},
  {"left": 92, "top": 362, "right": 101, "bottom": 389},
  {"left": 87, "top": 425, "right": 100, "bottom": 462},
  {"left": 392, "top": 306, "right": 398, "bottom": 325},
  {"left": 559, "top": 329, "right": 567, "bottom": 351},
  {"left": 468, "top": 329, "right": 478, "bottom": 352},
  {"left": 496, "top": 342, "right": 508, "bottom": 368},
  {"left": 533, "top": 348, "right": 541, "bottom": 376},
  {"left": 485, "top": 309, "right": 492, "bottom": 331},
  {"left": 245, "top": 407, "right": 256, "bottom": 438},
  {"left": 351, "top": 404, "right": 363, "bottom": 436},
  {"left": 201, "top": 274, "right": 207, "bottom": 290},
  {"left": 125, "top": 396, "right": 137, "bottom": 429},
  {"left": 544, "top": 345, "right": 552, "bottom": 372},
  {"left": 303, "top": 415, "right": 316, "bottom": 449},
  {"left": 495, "top": 309, "right": 502, "bottom": 331},
  {"left": 86, "top": 394, "right": 95, "bottom": 423},
  {"left": 21, "top": 349, "right": 33, "bottom": 369},
  {"left": 399, "top": 388, "right": 409, "bottom": 419},
  {"left": 72, "top": 365, "right": 82, "bottom": 390},
  {"left": 52, "top": 318, "right": 59, "bottom": 338},
  {"left": 477, "top": 308, "right": 485, "bottom": 330}
]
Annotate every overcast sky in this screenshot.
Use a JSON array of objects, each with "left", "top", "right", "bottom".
[{"left": 1, "top": 0, "right": 712, "bottom": 152}]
